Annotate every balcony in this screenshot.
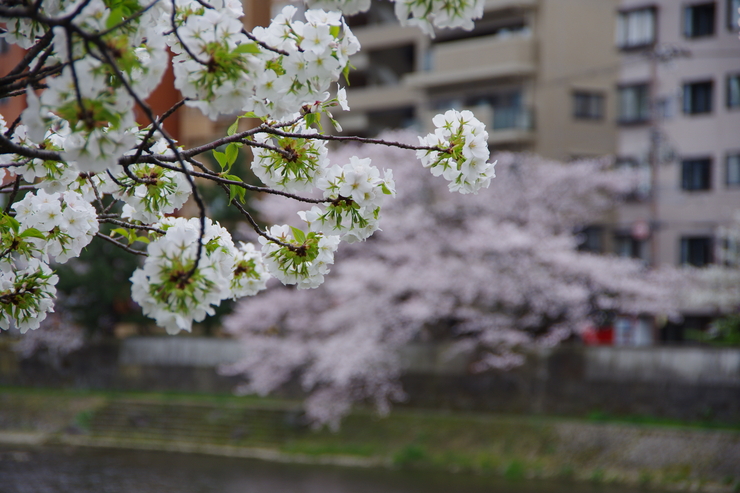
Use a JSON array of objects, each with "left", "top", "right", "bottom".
[
  {"left": 484, "top": 0, "right": 538, "bottom": 11},
  {"left": 405, "top": 33, "right": 535, "bottom": 88}
]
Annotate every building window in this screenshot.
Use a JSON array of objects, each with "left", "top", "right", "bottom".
[
  {"left": 683, "top": 80, "right": 713, "bottom": 114},
  {"left": 614, "top": 234, "right": 648, "bottom": 260},
  {"left": 618, "top": 84, "right": 649, "bottom": 124},
  {"left": 727, "top": 0, "right": 740, "bottom": 30},
  {"left": 681, "top": 158, "right": 712, "bottom": 190},
  {"left": 680, "top": 237, "right": 713, "bottom": 266},
  {"left": 573, "top": 91, "right": 605, "bottom": 120},
  {"left": 685, "top": 2, "right": 716, "bottom": 37},
  {"left": 616, "top": 8, "right": 656, "bottom": 49},
  {"left": 727, "top": 74, "right": 740, "bottom": 108},
  {"left": 577, "top": 226, "right": 604, "bottom": 253},
  {"left": 727, "top": 153, "right": 740, "bottom": 186}
]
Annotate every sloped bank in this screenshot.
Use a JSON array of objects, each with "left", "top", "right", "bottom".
[{"left": 1, "top": 388, "right": 739, "bottom": 492}]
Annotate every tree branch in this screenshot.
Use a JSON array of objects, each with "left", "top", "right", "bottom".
[{"left": 95, "top": 232, "right": 148, "bottom": 256}]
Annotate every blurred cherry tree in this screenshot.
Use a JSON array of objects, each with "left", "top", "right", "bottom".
[{"left": 223, "top": 132, "right": 685, "bottom": 426}]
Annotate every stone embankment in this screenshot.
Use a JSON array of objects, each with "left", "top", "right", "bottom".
[{"left": 1, "top": 388, "right": 739, "bottom": 492}]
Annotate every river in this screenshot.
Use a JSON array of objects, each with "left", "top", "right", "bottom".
[{"left": 0, "top": 446, "right": 641, "bottom": 493}]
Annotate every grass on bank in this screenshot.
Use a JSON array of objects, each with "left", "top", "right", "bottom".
[{"left": 1, "top": 386, "right": 740, "bottom": 491}]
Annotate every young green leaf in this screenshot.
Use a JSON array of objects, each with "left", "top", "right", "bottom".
[
  {"left": 290, "top": 226, "right": 306, "bottom": 244},
  {"left": 213, "top": 150, "right": 228, "bottom": 171},
  {"left": 225, "top": 143, "right": 239, "bottom": 166},
  {"left": 19, "top": 228, "right": 46, "bottom": 240},
  {"left": 234, "top": 42, "right": 261, "bottom": 54}
]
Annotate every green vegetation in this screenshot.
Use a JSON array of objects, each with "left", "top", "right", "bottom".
[
  {"left": 685, "top": 315, "right": 740, "bottom": 347},
  {"left": 586, "top": 410, "right": 740, "bottom": 431},
  {"left": 1, "top": 387, "right": 739, "bottom": 492}
]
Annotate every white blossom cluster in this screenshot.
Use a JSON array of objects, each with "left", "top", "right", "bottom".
[
  {"left": 306, "top": 0, "right": 484, "bottom": 34},
  {"left": 0, "top": 188, "right": 96, "bottom": 332},
  {"left": 394, "top": 0, "right": 484, "bottom": 34},
  {"left": 417, "top": 109, "right": 495, "bottom": 194},
  {"left": 12, "top": 190, "right": 99, "bottom": 263},
  {"left": 299, "top": 156, "right": 395, "bottom": 242},
  {"left": 0, "top": 1, "right": 493, "bottom": 335},
  {"left": 0, "top": 258, "right": 58, "bottom": 333},
  {"left": 130, "top": 217, "right": 271, "bottom": 334},
  {"left": 252, "top": 127, "right": 329, "bottom": 192},
  {"left": 260, "top": 225, "right": 340, "bottom": 289}
]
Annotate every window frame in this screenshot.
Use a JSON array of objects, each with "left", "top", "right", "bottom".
[
  {"left": 684, "top": 2, "right": 717, "bottom": 38},
  {"left": 572, "top": 90, "right": 605, "bottom": 120},
  {"left": 681, "top": 157, "right": 713, "bottom": 191},
  {"left": 726, "top": 152, "right": 740, "bottom": 187},
  {"left": 680, "top": 236, "right": 713, "bottom": 267},
  {"left": 617, "top": 83, "right": 650, "bottom": 125},
  {"left": 727, "top": 73, "right": 740, "bottom": 109},
  {"left": 727, "top": 0, "right": 740, "bottom": 31},
  {"left": 683, "top": 79, "right": 714, "bottom": 115},
  {"left": 616, "top": 6, "right": 657, "bottom": 50},
  {"left": 576, "top": 225, "right": 604, "bottom": 254}
]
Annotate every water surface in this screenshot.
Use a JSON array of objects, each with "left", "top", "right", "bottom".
[{"left": 0, "top": 446, "right": 639, "bottom": 493}]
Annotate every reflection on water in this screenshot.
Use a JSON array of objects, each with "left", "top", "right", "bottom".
[{"left": 0, "top": 446, "right": 637, "bottom": 493}]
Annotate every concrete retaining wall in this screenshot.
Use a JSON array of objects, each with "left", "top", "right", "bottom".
[{"left": 1, "top": 338, "right": 739, "bottom": 423}]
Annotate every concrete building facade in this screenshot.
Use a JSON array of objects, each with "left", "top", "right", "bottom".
[
  {"left": 340, "top": 0, "right": 621, "bottom": 161},
  {"left": 613, "top": 0, "right": 740, "bottom": 273}
]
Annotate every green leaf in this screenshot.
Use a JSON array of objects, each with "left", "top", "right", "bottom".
[
  {"left": 2, "top": 215, "right": 21, "bottom": 233},
  {"left": 223, "top": 174, "right": 242, "bottom": 183},
  {"left": 381, "top": 183, "right": 392, "bottom": 195},
  {"left": 290, "top": 226, "right": 306, "bottom": 244},
  {"left": 225, "top": 143, "right": 239, "bottom": 165},
  {"left": 229, "top": 184, "right": 246, "bottom": 204},
  {"left": 19, "top": 228, "right": 46, "bottom": 240},
  {"left": 342, "top": 63, "right": 353, "bottom": 85},
  {"left": 227, "top": 119, "right": 239, "bottom": 136},
  {"left": 243, "top": 111, "right": 259, "bottom": 119},
  {"left": 330, "top": 25, "right": 341, "bottom": 38},
  {"left": 234, "top": 42, "right": 261, "bottom": 54},
  {"left": 110, "top": 228, "right": 129, "bottom": 239},
  {"left": 106, "top": 6, "right": 124, "bottom": 30},
  {"left": 135, "top": 236, "right": 150, "bottom": 244},
  {"left": 213, "top": 150, "right": 228, "bottom": 170}
]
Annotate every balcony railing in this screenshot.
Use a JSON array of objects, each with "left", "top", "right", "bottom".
[{"left": 491, "top": 106, "right": 532, "bottom": 131}]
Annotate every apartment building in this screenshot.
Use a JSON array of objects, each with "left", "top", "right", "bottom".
[
  {"left": 612, "top": 2, "right": 740, "bottom": 268},
  {"left": 339, "top": 0, "right": 620, "bottom": 161},
  {"left": 608, "top": 0, "right": 740, "bottom": 339}
]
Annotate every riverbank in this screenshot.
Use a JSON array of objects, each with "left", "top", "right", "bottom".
[{"left": 1, "top": 387, "right": 739, "bottom": 492}]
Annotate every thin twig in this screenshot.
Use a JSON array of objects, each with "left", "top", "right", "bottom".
[
  {"left": 3, "top": 177, "right": 21, "bottom": 214},
  {"left": 95, "top": 232, "right": 148, "bottom": 256},
  {"left": 216, "top": 182, "right": 295, "bottom": 250},
  {"left": 150, "top": 156, "right": 328, "bottom": 204},
  {"left": 99, "top": 217, "right": 165, "bottom": 235}
]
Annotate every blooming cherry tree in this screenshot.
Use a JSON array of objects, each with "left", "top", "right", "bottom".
[
  {"left": 223, "top": 133, "right": 685, "bottom": 426},
  {"left": 0, "top": 0, "right": 487, "bottom": 332}
]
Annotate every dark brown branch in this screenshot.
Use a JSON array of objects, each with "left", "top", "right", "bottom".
[
  {"left": 150, "top": 156, "right": 328, "bottom": 204},
  {"left": 3, "top": 29, "right": 54, "bottom": 80},
  {"left": 215, "top": 182, "right": 296, "bottom": 251},
  {"left": 242, "top": 28, "right": 290, "bottom": 56},
  {"left": 129, "top": 97, "right": 188, "bottom": 164},
  {"left": 80, "top": 27, "right": 208, "bottom": 280},
  {"left": 0, "top": 133, "right": 62, "bottom": 161},
  {"left": 261, "top": 127, "right": 450, "bottom": 154},
  {"left": 99, "top": 217, "right": 165, "bottom": 235}
]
